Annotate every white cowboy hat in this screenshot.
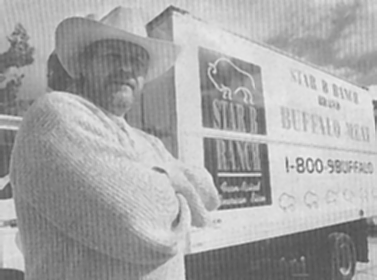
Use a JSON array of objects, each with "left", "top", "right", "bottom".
[{"left": 55, "top": 6, "right": 180, "bottom": 82}]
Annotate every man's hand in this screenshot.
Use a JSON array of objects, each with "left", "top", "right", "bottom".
[
  {"left": 181, "top": 166, "right": 220, "bottom": 211},
  {"left": 158, "top": 164, "right": 211, "bottom": 228}
]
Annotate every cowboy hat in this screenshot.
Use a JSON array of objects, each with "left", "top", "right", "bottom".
[{"left": 55, "top": 6, "right": 180, "bottom": 82}]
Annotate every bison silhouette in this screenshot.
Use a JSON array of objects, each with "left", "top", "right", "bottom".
[
  {"left": 278, "top": 192, "right": 296, "bottom": 212},
  {"left": 304, "top": 191, "right": 319, "bottom": 209},
  {"left": 207, "top": 57, "right": 257, "bottom": 105}
]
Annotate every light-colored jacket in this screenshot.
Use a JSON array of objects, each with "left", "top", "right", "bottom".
[{"left": 10, "top": 92, "right": 220, "bottom": 280}]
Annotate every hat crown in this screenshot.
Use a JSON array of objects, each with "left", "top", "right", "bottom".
[
  {"left": 100, "top": 6, "right": 147, "bottom": 38},
  {"left": 55, "top": 6, "right": 179, "bottom": 82}
]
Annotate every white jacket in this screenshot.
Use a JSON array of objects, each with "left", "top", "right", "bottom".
[{"left": 10, "top": 91, "right": 219, "bottom": 280}]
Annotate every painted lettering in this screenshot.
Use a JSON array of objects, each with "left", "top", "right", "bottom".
[
  {"left": 322, "top": 80, "right": 329, "bottom": 94},
  {"left": 281, "top": 106, "right": 291, "bottom": 129},
  {"left": 353, "top": 91, "right": 359, "bottom": 104},
  {"left": 249, "top": 143, "right": 261, "bottom": 171},
  {"left": 310, "top": 75, "right": 317, "bottom": 90},
  {"left": 212, "top": 99, "right": 258, "bottom": 133},
  {"left": 290, "top": 69, "right": 360, "bottom": 105},
  {"left": 235, "top": 103, "right": 246, "bottom": 132},
  {"left": 216, "top": 139, "right": 227, "bottom": 170},
  {"left": 220, "top": 181, "right": 261, "bottom": 193},
  {"left": 221, "top": 196, "right": 248, "bottom": 206},
  {"left": 216, "top": 139, "right": 261, "bottom": 172},
  {"left": 240, "top": 181, "right": 261, "bottom": 192},
  {"left": 318, "top": 95, "right": 341, "bottom": 110},
  {"left": 344, "top": 88, "right": 352, "bottom": 101},
  {"left": 290, "top": 69, "right": 317, "bottom": 91},
  {"left": 219, "top": 100, "right": 229, "bottom": 130},
  {"left": 346, "top": 123, "right": 370, "bottom": 142},
  {"left": 235, "top": 141, "right": 252, "bottom": 171},
  {"left": 220, "top": 181, "right": 239, "bottom": 193},
  {"left": 227, "top": 103, "right": 236, "bottom": 131},
  {"left": 212, "top": 99, "right": 221, "bottom": 129},
  {"left": 291, "top": 69, "right": 301, "bottom": 84},
  {"left": 250, "top": 193, "right": 267, "bottom": 203},
  {"left": 228, "top": 139, "right": 237, "bottom": 170},
  {"left": 280, "top": 106, "right": 341, "bottom": 138},
  {"left": 331, "top": 83, "right": 359, "bottom": 104},
  {"left": 247, "top": 106, "right": 258, "bottom": 134}
]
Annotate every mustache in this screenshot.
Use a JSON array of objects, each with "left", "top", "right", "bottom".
[{"left": 106, "top": 74, "right": 137, "bottom": 90}]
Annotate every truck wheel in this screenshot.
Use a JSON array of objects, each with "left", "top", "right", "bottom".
[{"left": 327, "top": 232, "right": 356, "bottom": 280}]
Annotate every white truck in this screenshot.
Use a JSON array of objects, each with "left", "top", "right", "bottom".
[{"left": 1, "top": 5, "right": 376, "bottom": 280}]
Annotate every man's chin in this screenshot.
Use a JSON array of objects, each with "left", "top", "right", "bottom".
[
  {"left": 100, "top": 85, "right": 134, "bottom": 115},
  {"left": 110, "top": 94, "right": 133, "bottom": 116}
]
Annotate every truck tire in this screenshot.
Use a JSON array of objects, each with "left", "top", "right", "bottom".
[{"left": 327, "top": 232, "right": 356, "bottom": 280}]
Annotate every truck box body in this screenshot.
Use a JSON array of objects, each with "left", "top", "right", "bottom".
[
  {"left": 141, "top": 7, "right": 377, "bottom": 256},
  {"left": 0, "top": 5, "right": 376, "bottom": 279}
]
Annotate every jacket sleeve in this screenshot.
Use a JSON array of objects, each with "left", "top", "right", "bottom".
[
  {"left": 10, "top": 92, "right": 190, "bottom": 264},
  {"left": 178, "top": 164, "right": 221, "bottom": 212},
  {"left": 139, "top": 131, "right": 221, "bottom": 215}
]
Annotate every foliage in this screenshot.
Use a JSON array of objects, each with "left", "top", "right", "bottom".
[{"left": 0, "top": 23, "right": 35, "bottom": 115}]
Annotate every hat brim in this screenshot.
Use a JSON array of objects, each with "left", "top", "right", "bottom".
[{"left": 55, "top": 17, "right": 180, "bottom": 82}]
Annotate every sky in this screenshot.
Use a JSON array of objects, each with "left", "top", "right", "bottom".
[{"left": 1, "top": 0, "right": 377, "bottom": 100}]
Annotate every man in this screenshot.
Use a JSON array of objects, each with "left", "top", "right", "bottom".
[{"left": 10, "top": 7, "right": 220, "bottom": 280}]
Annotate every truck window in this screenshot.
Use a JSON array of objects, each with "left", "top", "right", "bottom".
[{"left": 0, "top": 129, "right": 17, "bottom": 200}]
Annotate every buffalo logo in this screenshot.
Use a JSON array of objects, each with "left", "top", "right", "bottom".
[
  {"left": 304, "top": 191, "right": 319, "bottom": 209},
  {"left": 342, "top": 189, "right": 355, "bottom": 202},
  {"left": 326, "top": 190, "right": 338, "bottom": 204},
  {"left": 359, "top": 187, "right": 369, "bottom": 202},
  {"left": 207, "top": 58, "right": 256, "bottom": 105},
  {"left": 279, "top": 193, "right": 296, "bottom": 212}
]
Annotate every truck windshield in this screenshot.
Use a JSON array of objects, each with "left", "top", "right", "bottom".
[{"left": 0, "top": 129, "right": 17, "bottom": 199}]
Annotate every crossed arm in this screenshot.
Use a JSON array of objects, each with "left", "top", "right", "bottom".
[{"left": 10, "top": 92, "right": 219, "bottom": 264}]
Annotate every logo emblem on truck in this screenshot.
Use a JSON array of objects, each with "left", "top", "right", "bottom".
[
  {"left": 326, "top": 190, "right": 339, "bottom": 204},
  {"left": 304, "top": 191, "right": 319, "bottom": 209},
  {"left": 207, "top": 57, "right": 256, "bottom": 105},
  {"left": 279, "top": 193, "right": 296, "bottom": 211}
]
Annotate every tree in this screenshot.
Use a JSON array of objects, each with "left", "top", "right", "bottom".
[{"left": 0, "top": 23, "right": 35, "bottom": 116}]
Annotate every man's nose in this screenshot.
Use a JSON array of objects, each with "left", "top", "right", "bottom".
[{"left": 119, "top": 63, "right": 133, "bottom": 75}]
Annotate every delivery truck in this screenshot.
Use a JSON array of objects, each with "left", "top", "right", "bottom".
[{"left": 1, "top": 5, "right": 377, "bottom": 280}]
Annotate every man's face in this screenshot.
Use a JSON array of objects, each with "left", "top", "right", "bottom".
[{"left": 80, "top": 40, "right": 149, "bottom": 116}]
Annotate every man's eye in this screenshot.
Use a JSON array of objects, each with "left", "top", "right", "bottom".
[{"left": 132, "top": 57, "right": 148, "bottom": 68}]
